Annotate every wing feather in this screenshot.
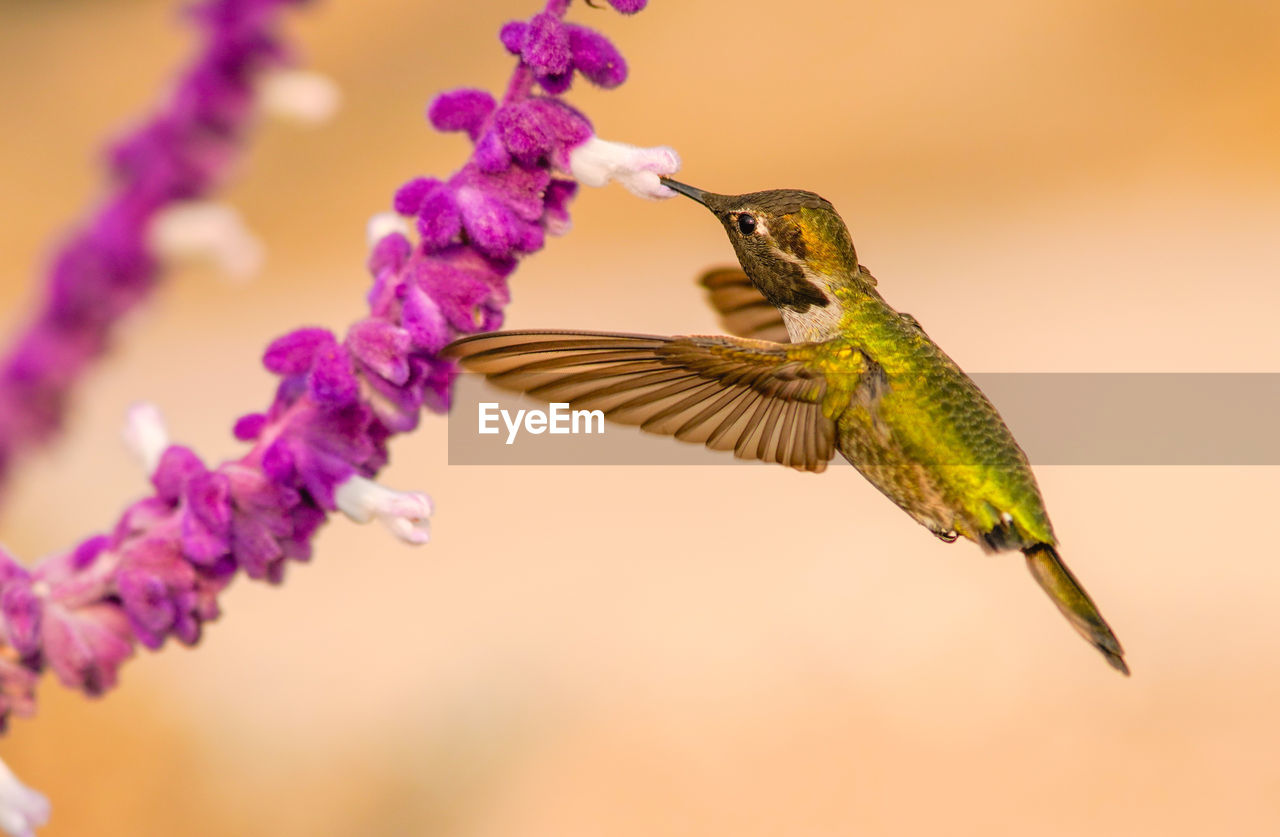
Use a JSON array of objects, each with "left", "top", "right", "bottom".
[
  {"left": 445, "top": 329, "right": 848, "bottom": 473},
  {"left": 699, "top": 268, "right": 791, "bottom": 343}
]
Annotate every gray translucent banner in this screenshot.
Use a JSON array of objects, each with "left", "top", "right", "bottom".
[{"left": 447, "top": 373, "right": 1280, "bottom": 466}]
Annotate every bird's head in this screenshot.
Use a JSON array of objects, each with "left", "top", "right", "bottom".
[{"left": 661, "top": 178, "right": 866, "bottom": 314}]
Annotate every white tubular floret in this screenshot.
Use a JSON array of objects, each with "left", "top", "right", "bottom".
[
  {"left": 568, "top": 136, "right": 681, "bottom": 199},
  {"left": 149, "top": 201, "right": 264, "bottom": 280},
  {"left": 122, "top": 402, "right": 170, "bottom": 476},
  {"left": 0, "top": 757, "right": 49, "bottom": 837},
  {"left": 335, "top": 475, "right": 433, "bottom": 545},
  {"left": 366, "top": 212, "right": 412, "bottom": 249},
  {"left": 259, "top": 70, "right": 342, "bottom": 125}
]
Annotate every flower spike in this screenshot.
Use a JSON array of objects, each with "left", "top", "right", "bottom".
[{"left": 0, "top": 0, "right": 675, "bottom": 744}]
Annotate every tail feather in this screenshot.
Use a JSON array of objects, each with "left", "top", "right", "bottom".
[{"left": 1023, "top": 544, "right": 1129, "bottom": 676}]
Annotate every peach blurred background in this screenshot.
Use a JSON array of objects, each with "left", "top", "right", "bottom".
[{"left": 3, "top": 0, "right": 1280, "bottom": 833}]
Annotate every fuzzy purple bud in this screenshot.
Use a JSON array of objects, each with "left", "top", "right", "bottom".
[
  {"left": 180, "top": 471, "right": 234, "bottom": 564},
  {"left": 231, "top": 516, "right": 285, "bottom": 580},
  {"left": 71, "top": 535, "right": 111, "bottom": 574},
  {"left": 41, "top": 603, "right": 134, "bottom": 696},
  {"left": 268, "top": 435, "right": 353, "bottom": 511},
  {"left": 415, "top": 186, "right": 463, "bottom": 251},
  {"left": 428, "top": 89, "right": 497, "bottom": 141},
  {"left": 393, "top": 177, "right": 438, "bottom": 216},
  {"left": 233, "top": 412, "right": 268, "bottom": 441},
  {"left": 499, "top": 21, "right": 528, "bottom": 55},
  {"left": 568, "top": 24, "right": 628, "bottom": 88},
  {"left": 523, "top": 13, "right": 572, "bottom": 77},
  {"left": 116, "top": 569, "right": 178, "bottom": 649},
  {"left": 495, "top": 98, "right": 592, "bottom": 167},
  {"left": 543, "top": 178, "right": 578, "bottom": 236},
  {"left": 263, "top": 328, "right": 337, "bottom": 376},
  {"left": 495, "top": 101, "right": 557, "bottom": 164},
  {"left": 454, "top": 187, "right": 543, "bottom": 259},
  {"left": 187, "top": 472, "right": 233, "bottom": 534},
  {"left": 368, "top": 231, "right": 411, "bottom": 277},
  {"left": 400, "top": 284, "right": 450, "bottom": 353},
  {"left": 346, "top": 319, "right": 411, "bottom": 386},
  {"left": 410, "top": 246, "right": 513, "bottom": 334},
  {"left": 473, "top": 131, "right": 513, "bottom": 173},
  {"left": 152, "top": 445, "right": 208, "bottom": 505},
  {"left": 307, "top": 340, "right": 360, "bottom": 406}
]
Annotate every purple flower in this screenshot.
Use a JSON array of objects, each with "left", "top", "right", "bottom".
[
  {"left": 0, "top": 0, "right": 308, "bottom": 496},
  {"left": 495, "top": 98, "right": 593, "bottom": 167},
  {"left": 499, "top": 7, "right": 630, "bottom": 94},
  {"left": 428, "top": 89, "right": 497, "bottom": 140},
  {"left": 0, "top": 0, "right": 678, "bottom": 760},
  {"left": 567, "top": 24, "right": 628, "bottom": 88},
  {"left": 40, "top": 602, "right": 135, "bottom": 697}
]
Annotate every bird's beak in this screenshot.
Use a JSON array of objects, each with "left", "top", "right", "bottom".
[{"left": 659, "top": 177, "right": 710, "bottom": 206}]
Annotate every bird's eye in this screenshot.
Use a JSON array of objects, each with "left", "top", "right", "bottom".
[{"left": 736, "top": 213, "right": 757, "bottom": 235}]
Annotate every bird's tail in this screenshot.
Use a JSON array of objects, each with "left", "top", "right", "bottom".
[{"left": 1023, "top": 543, "right": 1129, "bottom": 675}]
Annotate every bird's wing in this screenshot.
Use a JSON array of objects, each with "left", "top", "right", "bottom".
[
  {"left": 445, "top": 330, "right": 840, "bottom": 473},
  {"left": 698, "top": 268, "right": 791, "bottom": 343}
]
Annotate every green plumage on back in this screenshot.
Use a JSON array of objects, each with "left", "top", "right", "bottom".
[{"left": 832, "top": 290, "right": 1055, "bottom": 550}]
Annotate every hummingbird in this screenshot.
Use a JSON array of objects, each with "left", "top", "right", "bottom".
[{"left": 445, "top": 178, "right": 1128, "bottom": 675}]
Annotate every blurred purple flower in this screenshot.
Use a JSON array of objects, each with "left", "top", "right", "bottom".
[{"left": 0, "top": 0, "right": 309, "bottom": 496}]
